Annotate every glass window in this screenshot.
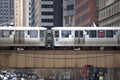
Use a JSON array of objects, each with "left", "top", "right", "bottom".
[
  {"left": 0, "top": 30, "right": 2, "bottom": 37},
  {"left": 55, "top": 30, "right": 59, "bottom": 38},
  {"left": 98, "top": 30, "right": 105, "bottom": 38},
  {"left": 106, "top": 30, "right": 113, "bottom": 38},
  {"left": 42, "top": 19, "right": 53, "bottom": 22},
  {"left": 67, "top": 4, "right": 74, "bottom": 10},
  {"left": 89, "top": 30, "right": 96, "bottom": 38},
  {"left": 75, "top": 31, "right": 79, "bottom": 38},
  {"left": 75, "top": 31, "right": 83, "bottom": 38},
  {"left": 29, "top": 30, "right": 38, "bottom": 38},
  {"left": 42, "top": 12, "right": 53, "bottom": 15},
  {"left": 2, "top": 30, "right": 10, "bottom": 38},
  {"left": 80, "top": 31, "right": 83, "bottom": 38},
  {"left": 40, "top": 30, "right": 44, "bottom": 38},
  {"left": 61, "top": 30, "right": 70, "bottom": 38},
  {"left": 41, "top": 5, "right": 53, "bottom": 8}
]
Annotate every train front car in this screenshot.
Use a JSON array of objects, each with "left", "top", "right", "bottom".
[
  {"left": 52, "top": 27, "right": 120, "bottom": 50},
  {"left": 0, "top": 27, "right": 47, "bottom": 50}
]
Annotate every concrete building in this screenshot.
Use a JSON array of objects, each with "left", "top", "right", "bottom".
[
  {"left": 63, "top": 0, "right": 75, "bottom": 26},
  {"left": 63, "top": 0, "right": 98, "bottom": 27},
  {"left": 0, "top": 0, "right": 14, "bottom": 26},
  {"left": 14, "top": 0, "right": 30, "bottom": 27},
  {"left": 98, "top": 0, "right": 120, "bottom": 27},
  {"left": 30, "top": 0, "right": 54, "bottom": 28},
  {"left": 14, "top": 0, "right": 63, "bottom": 28},
  {"left": 75, "top": 0, "right": 98, "bottom": 26}
]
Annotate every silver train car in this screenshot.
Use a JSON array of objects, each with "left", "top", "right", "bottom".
[
  {"left": 0, "top": 27, "right": 47, "bottom": 49},
  {"left": 52, "top": 27, "right": 120, "bottom": 49}
]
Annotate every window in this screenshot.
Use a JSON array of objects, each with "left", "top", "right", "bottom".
[
  {"left": 28, "top": 30, "right": 38, "bottom": 38},
  {"left": 2, "top": 30, "right": 10, "bottom": 38},
  {"left": 61, "top": 30, "right": 70, "bottom": 38},
  {"left": 75, "top": 31, "right": 79, "bottom": 38},
  {"left": 67, "top": 4, "right": 74, "bottom": 10},
  {"left": 98, "top": 30, "right": 105, "bottom": 38},
  {"left": 42, "top": 5, "right": 53, "bottom": 8},
  {"left": 42, "top": 19, "right": 53, "bottom": 22},
  {"left": 80, "top": 31, "right": 83, "bottom": 37},
  {"left": 42, "top": 12, "right": 53, "bottom": 15},
  {"left": 40, "top": 30, "right": 45, "bottom": 38},
  {"left": 89, "top": 30, "right": 96, "bottom": 38},
  {"left": 106, "top": 30, "right": 113, "bottom": 38},
  {"left": 55, "top": 30, "right": 59, "bottom": 38},
  {"left": 0, "top": 30, "right": 2, "bottom": 37},
  {"left": 75, "top": 31, "right": 83, "bottom": 38}
]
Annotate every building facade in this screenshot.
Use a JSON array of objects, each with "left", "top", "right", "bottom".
[
  {"left": 30, "top": 0, "right": 54, "bottom": 28},
  {"left": 98, "top": 0, "right": 120, "bottom": 27},
  {"left": 14, "top": 0, "right": 30, "bottom": 27},
  {"left": 63, "top": 0, "right": 75, "bottom": 26},
  {"left": 63, "top": 0, "right": 98, "bottom": 27},
  {"left": 0, "top": 0, "right": 14, "bottom": 26},
  {"left": 75, "top": 0, "right": 98, "bottom": 26}
]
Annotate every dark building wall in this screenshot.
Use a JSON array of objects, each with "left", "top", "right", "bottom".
[
  {"left": 75, "top": 0, "right": 98, "bottom": 26},
  {"left": 53, "top": 0, "right": 63, "bottom": 27}
]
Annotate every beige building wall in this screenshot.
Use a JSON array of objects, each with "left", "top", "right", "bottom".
[
  {"left": 98, "top": 0, "right": 120, "bottom": 26},
  {"left": 14, "top": 0, "right": 30, "bottom": 27}
]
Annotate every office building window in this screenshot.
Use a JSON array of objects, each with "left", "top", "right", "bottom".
[
  {"left": 42, "top": 19, "right": 53, "bottom": 22},
  {"left": 42, "top": 5, "right": 53, "bottom": 8},
  {"left": 42, "top": 12, "right": 53, "bottom": 15}
]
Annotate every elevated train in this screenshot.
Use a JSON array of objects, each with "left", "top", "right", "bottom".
[
  {"left": 0, "top": 27, "right": 47, "bottom": 50},
  {"left": 0, "top": 26, "right": 120, "bottom": 50}
]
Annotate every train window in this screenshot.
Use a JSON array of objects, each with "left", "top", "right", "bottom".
[
  {"left": 114, "top": 30, "right": 118, "bottom": 35},
  {"left": 89, "top": 30, "right": 96, "bottom": 38},
  {"left": 29, "top": 30, "right": 38, "bottom": 38},
  {"left": 80, "top": 31, "right": 83, "bottom": 38},
  {"left": 0, "top": 30, "right": 2, "bottom": 37},
  {"left": 98, "top": 30, "right": 105, "bottom": 38},
  {"left": 40, "top": 30, "right": 44, "bottom": 38},
  {"left": 61, "top": 30, "right": 70, "bottom": 38},
  {"left": 2, "top": 30, "right": 10, "bottom": 38},
  {"left": 106, "top": 30, "right": 113, "bottom": 38},
  {"left": 75, "top": 31, "right": 83, "bottom": 38},
  {"left": 55, "top": 30, "right": 59, "bottom": 38},
  {"left": 75, "top": 31, "right": 79, "bottom": 38}
]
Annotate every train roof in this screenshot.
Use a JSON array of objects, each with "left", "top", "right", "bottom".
[
  {"left": 52, "top": 27, "right": 120, "bottom": 30},
  {"left": 0, "top": 27, "right": 47, "bottom": 30}
]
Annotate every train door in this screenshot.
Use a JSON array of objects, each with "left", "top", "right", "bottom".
[
  {"left": 74, "top": 30, "right": 85, "bottom": 44},
  {"left": 14, "top": 30, "right": 24, "bottom": 44},
  {"left": 54, "top": 30, "right": 59, "bottom": 45}
]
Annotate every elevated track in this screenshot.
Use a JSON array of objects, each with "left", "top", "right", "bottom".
[{"left": 0, "top": 50, "right": 120, "bottom": 68}]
